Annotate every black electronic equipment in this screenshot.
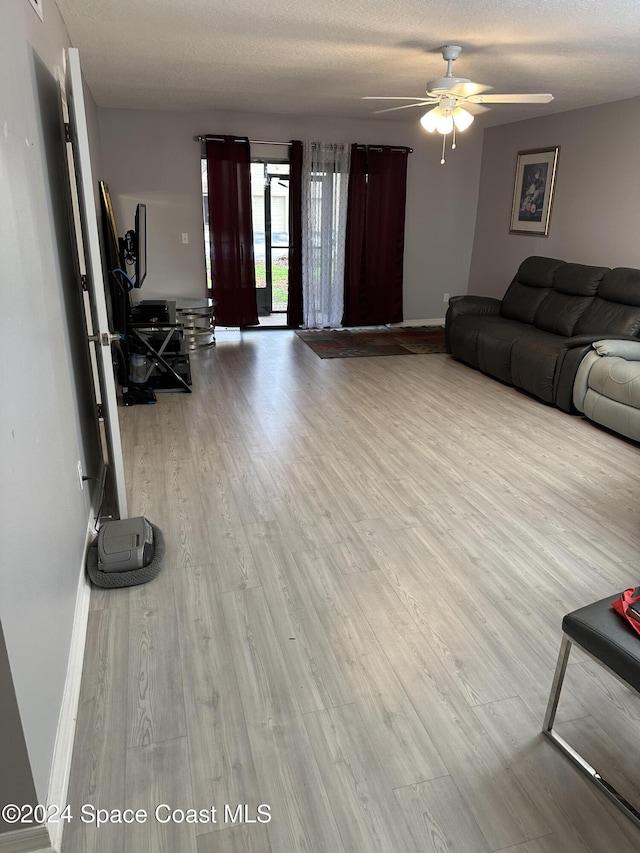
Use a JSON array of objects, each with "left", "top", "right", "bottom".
[
  {"left": 120, "top": 202, "right": 147, "bottom": 287},
  {"left": 131, "top": 300, "right": 172, "bottom": 324}
]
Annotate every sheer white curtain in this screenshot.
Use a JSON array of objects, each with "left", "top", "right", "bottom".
[{"left": 301, "top": 142, "right": 351, "bottom": 328}]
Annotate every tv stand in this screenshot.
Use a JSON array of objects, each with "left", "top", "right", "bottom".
[{"left": 126, "top": 300, "right": 192, "bottom": 395}]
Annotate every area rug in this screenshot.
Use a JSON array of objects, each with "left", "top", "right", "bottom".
[{"left": 296, "top": 326, "right": 446, "bottom": 359}]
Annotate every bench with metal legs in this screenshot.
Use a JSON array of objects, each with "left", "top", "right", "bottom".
[{"left": 543, "top": 593, "right": 640, "bottom": 828}]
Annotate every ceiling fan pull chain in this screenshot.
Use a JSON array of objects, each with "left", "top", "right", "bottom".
[
  {"left": 441, "top": 134, "right": 446, "bottom": 165},
  {"left": 451, "top": 124, "right": 457, "bottom": 150}
]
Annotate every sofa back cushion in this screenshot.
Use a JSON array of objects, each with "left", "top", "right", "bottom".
[
  {"left": 534, "top": 263, "right": 608, "bottom": 336},
  {"left": 574, "top": 267, "right": 640, "bottom": 336},
  {"left": 500, "top": 256, "right": 565, "bottom": 324}
]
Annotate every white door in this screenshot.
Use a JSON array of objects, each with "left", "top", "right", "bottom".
[{"left": 63, "top": 48, "right": 128, "bottom": 518}]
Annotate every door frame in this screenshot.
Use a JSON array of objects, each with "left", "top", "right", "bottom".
[{"left": 63, "top": 48, "right": 128, "bottom": 518}]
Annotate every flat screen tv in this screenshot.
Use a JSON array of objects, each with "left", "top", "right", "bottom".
[
  {"left": 121, "top": 202, "right": 147, "bottom": 288},
  {"left": 134, "top": 202, "right": 147, "bottom": 287}
]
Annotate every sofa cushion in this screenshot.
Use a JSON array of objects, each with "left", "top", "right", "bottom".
[
  {"left": 554, "top": 263, "right": 608, "bottom": 296},
  {"left": 500, "top": 256, "right": 564, "bottom": 324},
  {"left": 534, "top": 292, "right": 593, "bottom": 336},
  {"left": 501, "top": 282, "right": 552, "bottom": 325},
  {"left": 510, "top": 330, "right": 567, "bottom": 403},
  {"left": 574, "top": 268, "right": 640, "bottom": 335},
  {"left": 574, "top": 300, "right": 640, "bottom": 336},
  {"left": 476, "top": 320, "right": 526, "bottom": 384},
  {"left": 586, "top": 356, "right": 640, "bottom": 409},
  {"left": 534, "top": 263, "right": 607, "bottom": 336},
  {"left": 600, "top": 267, "right": 640, "bottom": 306},
  {"left": 517, "top": 255, "right": 566, "bottom": 288}
]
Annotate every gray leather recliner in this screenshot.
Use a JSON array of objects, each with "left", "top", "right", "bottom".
[{"left": 573, "top": 339, "right": 640, "bottom": 441}]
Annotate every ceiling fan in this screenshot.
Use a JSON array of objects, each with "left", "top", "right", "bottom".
[{"left": 364, "top": 45, "right": 554, "bottom": 163}]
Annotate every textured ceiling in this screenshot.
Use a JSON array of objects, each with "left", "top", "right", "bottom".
[{"left": 55, "top": 0, "right": 640, "bottom": 127}]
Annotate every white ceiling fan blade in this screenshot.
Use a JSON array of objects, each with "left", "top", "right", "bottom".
[
  {"left": 463, "top": 103, "right": 491, "bottom": 115},
  {"left": 362, "top": 96, "right": 436, "bottom": 101},
  {"left": 446, "top": 81, "right": 492, "bottom": 98},
  {"left": 468, "top": 93, "right": 554, "bottom": 104},
  {"left": 372, "top": 101, "right": 434, "bottom": 114}
]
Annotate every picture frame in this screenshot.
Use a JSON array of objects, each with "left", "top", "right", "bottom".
[
  {"left": 27, "top": 0, "right": 44, "bottom": 22},
  {"left": 98, "top": 180, "right": 120, "bottom": 267},
  {"left": 509, "top": 146, "right": 559, "bottom": 236}
]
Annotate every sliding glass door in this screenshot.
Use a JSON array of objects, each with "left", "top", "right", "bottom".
[{"left": 250, "top": 162, "right": 290, "bottom": 319}]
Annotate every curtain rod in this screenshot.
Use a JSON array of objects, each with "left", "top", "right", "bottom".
[
  {"left": 195, "top": 135, "right": 291, "bottom": 146},
  {"left": 355, "top": 144, "right": 413, "bottom": 153},
  {"left": 195, "top": 136, "right": 412, "bottom": 153}
]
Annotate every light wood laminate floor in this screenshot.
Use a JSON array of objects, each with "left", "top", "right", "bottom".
[{"left": 63, "top": 329, "right": 640, "bottom": 853}]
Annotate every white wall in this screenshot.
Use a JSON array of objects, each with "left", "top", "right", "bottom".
[
  {"left": 468, "top": 96, "right": 640, "bottom": 297},
  {"left": 0, "top": 0, "right": 103, "bottom": 815},
  {"left": 97, "top": 107, "right": 485, "bottom": 321}
]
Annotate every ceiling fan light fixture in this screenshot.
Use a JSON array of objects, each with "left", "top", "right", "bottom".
[
  {"left": 420, "top": 108, "right": 439, "bottom": 133},
  {"left": 435, "top": 111, "right": 454, "bottom": 135},
  {"left": 420, "top": 106, "right": 456, "bottom": 135},
  {"left": 366, "top": 43, "right": 552, "bottom": 165},
  {"left": 452, "top": 106, "right": 474, "bottom": 131}
]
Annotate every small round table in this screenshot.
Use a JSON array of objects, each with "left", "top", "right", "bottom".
[{"left": 175, "top": 298, "right": 215, "bottom": 350}]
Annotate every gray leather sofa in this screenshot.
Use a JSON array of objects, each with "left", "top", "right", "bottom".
[
  {"left": 445, "top": 256, "right": 640, "bottom": 412},
  {"left": 573, "top": 339, "right": 640, "bottom": 441}
]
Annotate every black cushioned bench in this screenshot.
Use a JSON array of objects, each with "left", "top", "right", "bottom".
[{"left": 543, "top": 593, "right": 640, "bottom": 826}]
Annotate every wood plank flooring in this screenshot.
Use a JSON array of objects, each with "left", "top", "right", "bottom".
[{"left": 63, "top": 329, "right": 640, "bottom": 852}]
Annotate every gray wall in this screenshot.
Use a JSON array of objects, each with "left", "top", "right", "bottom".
[
  {"left": 97, "top": 107, "right": 485, "bottom": 321},
  {"left": 0, "top": 0, "right": 103, "bottom": 815},
  {"left": 468, "top": 96, "right": 640, "bottom": 297}
]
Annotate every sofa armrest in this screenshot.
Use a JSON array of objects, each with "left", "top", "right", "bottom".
[
  {"left": 556, "top": 335, "right": 640, "bottom": 413},
  {"left": 445, "top": 296, "right": 502, "bottom": 353},
  {"left": 572, "top": 351, "right": 600, "bottom": 412},
  {"left": 592, "top": 339, "right": 640, "bottom": 360},
  {"left": 564, "top": 333, "right": 639, "bottom": 349},
  {"left": 555, "top": 344, "right": 595, "bottom": 413},
  {"left": 447, "top": 294, "right": 502, "bottom": 319}
]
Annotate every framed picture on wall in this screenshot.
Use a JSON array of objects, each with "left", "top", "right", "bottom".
[
  {"left": 509, "top": 146, "right": 560, "bottom": 236},
  {"left": 98, "top": 181, "right": 120, "bottom": 265}
]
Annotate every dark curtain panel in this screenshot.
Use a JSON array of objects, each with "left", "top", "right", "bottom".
[
  {"left": 205, "top": 136, "right": 258, "bottom": 326},
  {"left": 287, "top": 140, "right": 303, "bottom": 328},
  {"left": 343, "top": 145, "right": 409, "bottom": 327},
  {"left": 343, "top": 145, "right": 368, "bottom": 326}
]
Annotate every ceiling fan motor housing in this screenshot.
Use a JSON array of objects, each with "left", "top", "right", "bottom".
[
  {"left": 441, "top": 44, "right": 463, "bottom": 61},
  {"left": 426, "top": 76, "right": 471, "bottom": 95},
  {"left": 427, "top": 44, "right": 468, "bottom": 95}
]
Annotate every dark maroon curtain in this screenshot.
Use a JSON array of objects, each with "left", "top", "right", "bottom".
[
  {"left": 287, "top": 140, "right": 303, "bottom": 328},
  {"left": 206, "top": 136, "right": 258, "bottom": 326},
  {"left": 343, "top": 145, "right": 409, "bottom": 327}
]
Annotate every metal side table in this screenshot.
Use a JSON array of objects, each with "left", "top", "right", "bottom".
[{"left": 175, "top": 298, "right": 215, "bottom": 350}]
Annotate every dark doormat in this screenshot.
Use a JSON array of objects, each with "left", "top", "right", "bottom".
[{"left": 295, "top": 326, "right": 446, "bottom": 358}]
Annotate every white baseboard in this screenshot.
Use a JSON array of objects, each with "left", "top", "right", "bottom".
[
  {"left": 44, "top": 519, "right": 95, "bottom": 852},
  {"left": 389, "top": 317, "right": 446, "bottom": 327},
  {"left": 0, "top": 825, "right": 54, "bottom": 853}
]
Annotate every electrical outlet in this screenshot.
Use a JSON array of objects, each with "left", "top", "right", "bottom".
[
  {"left": 443, "top": 292, "right": 450, "bottom": 303},
  {"left": 77, "top": 460, "right": 84, "bottom": 490},
  {"left": 182, "top": 232, "right": 189, "bottom": 244}
]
